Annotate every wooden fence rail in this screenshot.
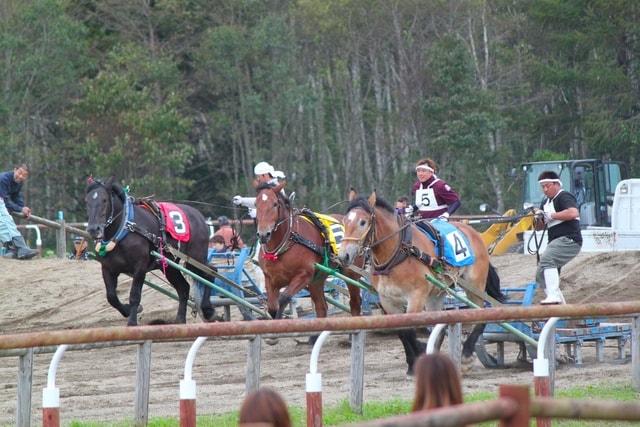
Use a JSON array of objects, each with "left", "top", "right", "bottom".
[{"left": 1, "top": 302, "right": 639, "bottom": 426}]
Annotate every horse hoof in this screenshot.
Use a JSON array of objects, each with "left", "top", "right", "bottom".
[
  {"left": 461, "top": 355, "right": 474, "bottom": 374},
  {"left": 264, "top": 337, "right": 279, "bottom": 346}
]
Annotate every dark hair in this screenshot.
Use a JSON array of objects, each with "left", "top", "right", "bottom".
[
  {"left": 238, "top": 387, "right": 292, "bottom": 427},
  {"left": 396, "top": 196, "right": 409, "bottom": 204},
  {"left": 537, "top": 170, "right": 560, "bottom": 181},
  {"left": 412, "top": 353, "right": 463, "bottom": 412},
  {"left": 14, "top": 164, "right": 29, "bottom": 172},
  {"left": 217, "top": 215, "right": 230, "bottom": 226},
  {"left": 416, "top": 158, "right": 437, "bottom": 173},
  {"left": 210, "top": 235, "right": 226, "bottom": 245}
]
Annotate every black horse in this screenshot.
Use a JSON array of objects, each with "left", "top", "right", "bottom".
[{"left": 85, "top": 177, "right": 214, "bottom": 326}]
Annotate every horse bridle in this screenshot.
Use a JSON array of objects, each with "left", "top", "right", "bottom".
[
  {"left": 259, "top": 188, "right": 294, "bottom": 256},
  {"left": 88, "top": 181, "right": 123, "bottom": 234},
  {"left": 342, "top": 207, "right": 411, "bottom": 268}
]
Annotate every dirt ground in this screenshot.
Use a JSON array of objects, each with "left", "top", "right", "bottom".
[{"left": 1, "top": 251, "right": 639, "bottom": 425}]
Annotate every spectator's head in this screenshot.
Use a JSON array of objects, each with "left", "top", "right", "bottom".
[
  {"left": 415, "top": 158, "right": 437, "bottom": 182},
  {"left": 13, "top": 164, "right": 29, "bottom": 183},
  {"left": 217, "top": 216, "right": 230, "bottom": 227},
  {"left": 209, "top": 235, "right": 226, "bottom": 252},
  {"left": 395, "top": 196, "right": 409, "bottom": 209},
  {"left": 239, "top": 387, "right": 292, "bottom": 427},
  {"left": 412, "top": 353, "right": 463, "bottom": 412}
]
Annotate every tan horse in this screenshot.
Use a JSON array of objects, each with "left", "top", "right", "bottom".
[
  {"left": 254, "top": 181, "right": 363, "bottom": 323},
  {"left": 338, "top": 192, "right": 503, "bottom": 374}
]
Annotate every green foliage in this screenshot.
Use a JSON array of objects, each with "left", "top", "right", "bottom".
[{"left": 2, "top": 0, "right": 640, "bottom": 221}]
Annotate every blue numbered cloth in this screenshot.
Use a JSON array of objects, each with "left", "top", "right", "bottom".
[{"left": 417, "top": 219, "right": 475, "bottom": 267}]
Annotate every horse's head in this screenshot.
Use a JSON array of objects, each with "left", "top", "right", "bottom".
[
  {"left": 85, "top": 176, "right": 115, "bottom": 240},
  {"left": 338, "top": 192, "right": 378, "bottom": 265},
  {"left": 254, "top": 181, "right": 289, "bottom": 244}
]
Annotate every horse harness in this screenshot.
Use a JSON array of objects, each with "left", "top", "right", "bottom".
[
  {"left": 93, "top": 184, "right": 176, "bottom": 258},
  {"left": 350, "top": 209, "right": 445, "bottom": 276},
  {"left": 260, "top": 201, "right": 330, "bottom": 263}
]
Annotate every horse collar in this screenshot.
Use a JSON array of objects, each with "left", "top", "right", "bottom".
[
  {"left": 96, "top": 192, "right": 136, "bottom": 256},
  {"left": 372, "top": 216, "right": 412, "bottom": 274}
]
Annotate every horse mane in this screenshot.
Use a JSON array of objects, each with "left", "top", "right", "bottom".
[
  {"left": 346, "top": 195, "right": 395, "bottom": 215},
  {"left": 256, "top": 182, "right": 290, "bottom": 209}
]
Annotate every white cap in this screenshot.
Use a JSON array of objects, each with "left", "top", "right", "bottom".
[
  {"left": 273, "top": 170, "right": 286, "bottom": 180},
  {"left": 254, "top": 161, "right": 275, "bottom": 176}
]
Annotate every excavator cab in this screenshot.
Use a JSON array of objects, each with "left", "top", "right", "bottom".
[{"left": 522, "top": 159, "right": 627, "bottom": 227}]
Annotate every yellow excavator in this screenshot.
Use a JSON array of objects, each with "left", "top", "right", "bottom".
[
  {"left": 480, "top": 209, "right": 535, "bottom": 255},
  {"left": 479, "top": 159, "right": 628, "bottom": 255}
]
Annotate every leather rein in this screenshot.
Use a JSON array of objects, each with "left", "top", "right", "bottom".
[{"left": 342, "top": 208, "right": 441, "bottom": 275}]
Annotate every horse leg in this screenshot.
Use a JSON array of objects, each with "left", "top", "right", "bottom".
[
  {"left": 126, "top": 271, "right": 146, "bottom": 326},
  {"left": 344, "top": 272, "right": 362, "bottom": 316},
  {"left": 275, "top": 271, "right": 314, "bottom": 319},
  {"left": 462, "top": 323, "right": 486, "bottom": 373},
  {"left": 264, "top": 276, "right": 279, "bottom": 320},
  {"left": 304, "top": 276, "right": 330, "bottom": 345},
  {"left": 460, "top": 292, "right": 487, "bottom": 372},
  {"left": 398, "top": 329, "right": 421, "bottom": 376},
  {"left": 165, "top": 267, "right": 191, "bottom": 324},
  {"left": 185, "top": 264, "right": 215, "bottom": 321},
  {"left": 102, "top": 268, "right": 130, "bottom": 318}
]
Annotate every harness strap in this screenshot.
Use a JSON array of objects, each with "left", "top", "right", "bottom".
[
  {"left": 299, "top": 208, "right": 332, "bottom": 265},
  {"left": 414, "top": 219, "right": 445, "bottom": 260},
  {"left": 373, "top": 219, "right": 412, "bottom": 275},
  {"left": 290, "top": 231, "right": 324, "bottom": 257},
  {"left": 373, "top": 219, "right": 445, "bottom": 276},
  {"left": 97, "top": 192, "right": 136, "bottom": 256}
]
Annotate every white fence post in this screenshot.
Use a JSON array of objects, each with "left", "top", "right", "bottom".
[
  {"left": 43, "top": 345, "right": 68, "bottom": 427},
  {"left": 307, "top": 331, "right": 332, "bottom": 427}
]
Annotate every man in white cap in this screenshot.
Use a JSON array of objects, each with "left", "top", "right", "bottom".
[
  {"left": 253, "top": 161, "right": 278, "bottom": 186},
  {"left": 233, "top": 161, "right": 285, "bottom": 218},
  {"left": 534, "top": 170, "right": 582, "bottom": 304}
]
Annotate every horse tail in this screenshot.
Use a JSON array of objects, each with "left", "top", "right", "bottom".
[{"left": 486, "top": 263, "right": 505, "bottom": 303}]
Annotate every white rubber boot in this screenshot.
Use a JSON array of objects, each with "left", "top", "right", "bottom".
[{"left": 541, "top": 268, "right": 565, "bottom": 304}]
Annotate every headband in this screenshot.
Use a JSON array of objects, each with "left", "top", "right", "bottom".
[
  {"left": 416, "top": 165, "right": 434, "bottom": 173},
  {"left": 538, "top": 178, "right": 562, "bottom": 186}
]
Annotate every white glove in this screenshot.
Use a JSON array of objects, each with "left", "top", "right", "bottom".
[
  {"left": 233, "top": 196, "right": 256, "bottom": 209},
  {"left": 248, "top": 208, "right": 257, "bottom": 219},
  {"left": 535, "top": 209, "right": 553, "bottom": 224},
  {"left": 438, "top": 212, "right": 450, "bottom": 221}
]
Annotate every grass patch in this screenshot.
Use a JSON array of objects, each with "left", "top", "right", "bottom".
[{"left": 67, "top": 383, "right": 640, "bottom": 427}]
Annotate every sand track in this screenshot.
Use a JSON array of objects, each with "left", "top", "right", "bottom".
[{"left": 1, "top": 252, "right": 638, "bottom": 424}]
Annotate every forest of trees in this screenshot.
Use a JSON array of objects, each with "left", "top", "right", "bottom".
[{"left": 1, "top": 0, "right": 639, "bottom": 224}]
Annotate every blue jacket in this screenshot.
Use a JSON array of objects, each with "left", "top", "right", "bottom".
[{"left": 0, "top": 170, "right": 25, "bottom": 213}]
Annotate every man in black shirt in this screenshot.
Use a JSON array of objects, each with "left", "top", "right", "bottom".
[{"left": 534, "top": 171, "right": 582, "bottom": 304}]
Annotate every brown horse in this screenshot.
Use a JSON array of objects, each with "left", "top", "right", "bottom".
[
  {"left": 254, "top": 181, "right": 363, "bottom": 321},
  {"left": 338, "top": 192, "right": 503, "bottom": 374}
]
